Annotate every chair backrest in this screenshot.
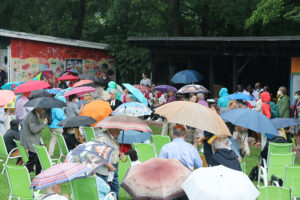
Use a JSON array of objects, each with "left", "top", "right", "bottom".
[
  {"left": 0, "top": 135, "right": 8, "bottom": 156},
  {"left": 118, "top": 155, "right": 131, "bottom": 198},
  {"left": 267, "top": 142, "right": 292, "bottom": 166},
  {"left": 83, "top": 127, "right": 96, "bottom": 142},
  {"left": 133, "top": 143, "right": 156, "bottom": 162},
  {"left": 14, "top": 140, "right": 29, "bottom": 163},
  {"left": 71, "top": 176, "right": 100, "bottom": 200},
  {"left": 6, "top": 165, "right": 33, "bottom": 199},
  {"left": 283, "top": 165, "right": 300, "bottom": 198},
  {"left": 268, "top": 152, "right": 295, "bottom": 181},
  {"left": 55, "top": 133, "right": 69, "bottom": 156},
  {"left": 152, "top": 135, "right": 170, "bottom": 156},
  {"left": 34, "top": 144, "right": 52, "bottom": 170},
  {"left": 259, "top": 186, "right": 292, "bottom": 200}
]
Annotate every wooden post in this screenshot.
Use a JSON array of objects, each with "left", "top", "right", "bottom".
[
  {"left": 233, "top": 56, "right": 238, "bottom": 92},
  {"left": 209, "top": 54, "right": 215, "bottom": 98},
  {"left": 168, "top": 54, "right": 174, "bottom": 83},
  {"left": 150, "top": 52, "right": 156, "bottom": 83}
]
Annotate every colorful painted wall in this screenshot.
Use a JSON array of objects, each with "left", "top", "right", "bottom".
[{"left": 10, "top": 39, "right": 111, "bottom": 83}]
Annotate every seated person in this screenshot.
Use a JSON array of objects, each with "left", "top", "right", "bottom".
[
  {"left": 39, "top": 184, "right": 68, "bottom": 200},
  {"left": 96, "top": 176, "right": 115, "bottom": 200},
  {"left": 62, "top": 127, "right": 81, "bottom": 151},
  {"left": 159, "top": 124, "right": 203, "bottom": 170},
  {"left": 4, "top": 120, "right": 20, "bottom": 153},
  {"left": 211, "top": 137, "right": 241, "bottom": 171},
  {"left": 125, "top": 149, "right": 141, "bottom": 166}
]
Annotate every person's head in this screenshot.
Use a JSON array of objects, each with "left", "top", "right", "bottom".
[
  {"left": 35, "top": 108, "right": 46, "bottom": 116},
  {"left": 69, "top": 94, "right": 78, "bottom": 102},
  {"left": 237, "top": 84, "right": 244, "bottom": 92},
  {"left": 278, "top": 86, "right": 287, "bottom": 96},
  {"left": 246, "top": 85, "right": 253, "bottom": 93},
  {"left": 167, "top": 89, "right": 174, "bottom": 97},
  {"left": 197, "top": 93, "right": 205, "bottom": 101},
  {"left": 263, "top": 85, "right": 270, "bottom": 92},
  {"left": 63, "top": 127, "right": 73, "bottom": 134},
  {"left": 294, "top": 90, "right": 300, "bottom": 101},
  {"left": 23, "top": 92, "right": 31, "bottom": 97},
  {"left": 44, "top": 184, "right": 61, "bottom": 195},
  {"left": 189, "top": 93, "right": 197, "bottom": 103},
  {"left": 126, "top": 94, "right": 134, "bottom": 102},
  {"left": 10, "top": 119, "right": 19, "bottom": 131},
  {"left": 83, "top": 95, "right": 93, "bottom": 103},
  {"left": 228, "top": 100, "right": 238, "bottom": 109},
  {"left": 109, "top": 89, "right": 117, "bottom": 100},
  {"left": 172, "top": 124, "right": 186, "bottom": 138},
  {"left": 142, "top": 72, "right": 147, "bottom": 79},
  {"left": 209, "top": 104, "right": 220, "bottom": 114},
  {"left": 255, "top": 82, "right": 261, "bottom": 90},
  {"left": 124, "top": 88, "right": 129, "bottom": 94},
  {"left": 151, "top": 84, "right": 156, "bottom": 91},
  {"left": 107, "top": 128, "right": 121, "bottom": 139},
  {"left": 125, "top": 149, "right": 138, "bottom": 162},
  {"left": 212, "top": 137, "right": 230, "bottom": 152}
]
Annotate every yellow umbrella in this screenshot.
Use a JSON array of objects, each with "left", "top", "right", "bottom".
[{"left": 155, "top": 101, "right": 231, "bottom": 136}]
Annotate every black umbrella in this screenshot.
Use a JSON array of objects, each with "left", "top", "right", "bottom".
[
  {"left": 29, "top": 90, "right": 52, "bottom": 99},
  {"left": 24, "top": 97, "right": 67, "bottom": 108},
  {"left": 58, "top": 116, "right": 97, "bottom": 128},
  {"left": 79, "top": 74, "right": 106, "bottom": 87}
]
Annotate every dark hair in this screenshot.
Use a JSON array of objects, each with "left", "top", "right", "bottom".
[
  {"left": 69, "top": 94, "right": 78, "bottom": 101},
  {"left": 209, "top": 103, "right": 220, "bottom": 114},
  {"left": 125, "top": 149, "right": 138, "bottom": 161},
  {"left": 63, "top": 127, "right": 73, "bottom": 133},
  {"left": 10, "top": 119, "right": 19, "bottom": 131},
  {"left": 107, "top": 69, "right": 114, "bottom": 76},
  {"left": 295, "top": 90, "right": 300, "bottom": 96}
]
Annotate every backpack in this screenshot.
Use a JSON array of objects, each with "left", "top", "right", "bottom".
[
  {"left": 249, "top": 165, "right": 258, "bottom": 181},
  {"left": 268, "top": 102, "right": 280, "bottom": 119}
]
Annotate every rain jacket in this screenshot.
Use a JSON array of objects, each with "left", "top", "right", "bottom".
[
  {"left": 217, "top": 88, "right": 230, "bottom": 108},
  {"left": 106, "top": 81, "right": 121, "bottom": 101},
  {"left": 211, "top": 148, "right": 241, "bottom": 171},
  {"left": 50, "top": 96, "right": 67, "bottom": 129},
  {"left": 277, "top": 95, "right": 290, "bottom": 118},
  {"left": 261, "top": 92, "right": 271, "bottom": 119}
]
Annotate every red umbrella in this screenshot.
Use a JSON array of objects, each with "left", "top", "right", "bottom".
[
  {"left": 63, "top": 86, "right": 96, "bottom": 97},
  {"left": 133, "top": 85, "right": 151, "bottom": 94},
  {"left": 58, "top": 75, "right": 79, "bottom": 81},
  {"left": 73, "top": 80, "right": 93, "bottom": 88},
  {"left": 14, "top": 80, "right": 50, "bottom": 94}
]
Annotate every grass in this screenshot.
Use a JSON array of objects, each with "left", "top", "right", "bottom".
[{"left": 1, "top": 126, "right": 300, "bottom": 200}]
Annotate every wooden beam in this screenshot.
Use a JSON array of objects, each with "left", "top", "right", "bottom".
[
  {"left": 233, "top": 56, "right": 238, "bottom": 91},
  {"left": 209, "top": 54, "right": 215, "bottom": 98}
]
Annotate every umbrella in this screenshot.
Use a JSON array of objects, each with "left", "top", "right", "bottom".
[
  {"left": 171, "top": 70, "right": 203, "bottom": 84},
  {"left": 154, "top": 85, "right": 177, "bottom": 93},
  {"left": 58, "top": 116, "right": 97, "bottom": 128},
  {"left": 271, "top": 118, "right": 300, "bottom": 129},
  {"left": 58, "top": 74, "right": 79, "bottom": 81},
  {"left": 0, "top": 90, "right": 16, "bottom": 107},
  {"left": 59, "top": 70, "right": 79, "bottom": 77},
  {"left": 182, "top": 165, "right": 259, "bottom": 200},
  {"left": 133, "top": 85, "right": 151, "bottom": 94},
  {"left": 73, "top": 80, "right": 93, "bottom": 88},
  {"left": 79, "top": 100, "right": 112, "bottom": 126},
  {"left": 24, "top": 97, "right": 67, "bottom": 108},
  {"left": 14, "top": 80, "right": 50, "bottom": 93},
  {"left": 221, "top": 108, "right": 279, "bottom": 135},
  {"left": 65, "top": 141, "right": 115, "bottom": 176},
  {"left": 45, "top": 88, "right": 62, "bottom": 95},
  {"left": 155, "top": 101, "right": 231, "bottom": 136},
  {"left": 118, "top": 130, "right": 151, "bottom": 144},
  {"left": 121, "top": 158, "right": 191, "bottom": 200},
  {"left": 31, "top": 163, "right": 89, "bottom": 190},
  {"left": 95, "top": 115, "right": 152, "bottom": 133},
  {"left": 1, "top": 81, "right": 24, "bottom": 90},
  {"left": 123, "top": 83, "right": 148, "bottom": 106},
  {"left": 55, "top": 87, "right": 73, "bottom": 98},
  {"left": 177, "top": 84, "right": 209, "bottom": 94},
  {"left": 63, "top": 86, "right": 96, "bottom": 97},
  {"left": 112, "top": 102, "right": 152, "bottom": 117},
  {"left": 226, "top": 93, "right": 255, "bottom": 101},
  {"left": 29, "top": 89, "right": 52, "bottom": 99}
]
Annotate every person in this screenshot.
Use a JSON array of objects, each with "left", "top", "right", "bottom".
[
  {"left": 95, "top": 176, "right": 115, "bottom": 200},
  {"left": 159, "top": 124, "right": 203, "bottom": 170},
  {"left": 0, "top": 106, "right": 6, "bottom": 135},
  {"left": 49, "top": 96, "right": 67, "bottom": 156},
  {"left": 260, "top": 91, "right": 271, "bottom": 149},
  {"left": 125, "top": 94, "right": 135, "bottom": 102},
  {"left": 161, "top": 90, "right": 176, "bottom": 135},
  {"left": 65, "top": 94, "right": 83, "bottom": 118},
  {"left": 255, "top": 82, "right": 263, "bottom": 93},
  {"left": 210, "top": 137, "right": 241, "bottom": 171},
  {"left": 166, "top": 89, "right": 176, "bottom": 103},
  {"left": 236, "top": 84, "right": 245, "bottom": 93},
  {"left": 122, "top": 88, "right": 129, "bottom": 103},
  {"left": 39, "top": 184, "right": 68, "bottom": 200},
  {"left": 16, "top": 92, "right": 31, "bottom": 126},
  {"left": 0, "top": 67, "right": 7, "bottom": 87},
  {"left": 245, "top": 85, "right": 259, "bottom": 100},
  {"left": 109, "top": 89, "right": 122, "bottom": 111},
  {"left": 125, "top": 149, "right": 141, "bottom": 166},
  {"left": 277, "top": 86, "right": 290, "bottom": 118},
  {"left": 217, "top": 88, "right": 230, "bottom": 109},
  {"left": 254, "top": 92, "right": 263, "bottom": 113},
  {"left": 197, "top": 93, "right": 208, "bottom": 107},
  {"left": 263, "top": 85, "right": 270, "bottom": 93},
  {"left": 140, "top": 72, "right": 151, "bottom": 87},
  {"left": 106, "top": 81, "right": 121, "bottom": 101},
  {"left": 20, "top": 108, "right": 47, "bottom": 175},
  {"left": 292, "top": 90, "right": 300, "bottom": 149},
  {"left": 4, "top": 120, "right": 20, "bottom": 153},
  {"left": 189, "top": 93, "right": 197, "bottom": 103},
  {"left": 58, "top": 80, "right": 68, "bottom": 89},
  {"left": 62, "top": 127, "right": 81, "bottom": 151},
  {"left": 100, "top": 72, "right": 111, "bottom": 89},
  {"left": 4, "top": 108, "right": 16, "bottom": 131}
]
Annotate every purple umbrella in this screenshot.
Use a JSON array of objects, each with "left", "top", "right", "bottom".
[{"left": 154, "top": 85, "right": 177, "bottom": 93}]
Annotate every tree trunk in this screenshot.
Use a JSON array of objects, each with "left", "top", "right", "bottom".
[
  {"left": 169, "top": 0, "right": 184, "bottom": 36},
  {"left": 74, "top": 0, "right": 86, "bottom": 39}
]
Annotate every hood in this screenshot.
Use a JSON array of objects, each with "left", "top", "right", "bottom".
[
  {"left": 108, "top": 81, "right": 117, "bottom": 89},
  {"left": 219, "top": 88, "right": 228, "bottom": 97},
  {"left": 214, "top": 149, "right": 237, "bottom": 161},
  {"left": 10, "top": 119, "right": 19, "bottom": 131},
  {"left": 55, "top": 95, "right": 66, "bottom": 103},
  {"left": 260, "top": 92, "right": 271, "bottom": 103}
]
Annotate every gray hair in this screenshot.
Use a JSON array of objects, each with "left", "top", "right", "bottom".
[
  {"left": 109, "top": 89, "right": 117, "bottom": 95},
  {"left": 127, "top": 94, "right": 135, "bottom": 101},
  {"left": 172, "top": 127, "right": 186, "bottom": 137},
  {"left": 197, "top": 93, "right": 205, "bottom": 100},
  {"left": 212, "top": 137, "right": 230, "bottom": 150}
]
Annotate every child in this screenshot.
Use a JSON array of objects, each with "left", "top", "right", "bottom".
[{"left": 125, "top": 149, "right": 141, "bottom": 166}]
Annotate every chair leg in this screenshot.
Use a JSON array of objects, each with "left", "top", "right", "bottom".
[{"left": 1, "top": 148, "right": 20, "bottom": 174}]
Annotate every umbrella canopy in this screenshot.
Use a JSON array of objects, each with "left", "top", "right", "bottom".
[
  {"left": 121, "top": 158, "right": 191, "bottom": 200},
  {"left": 112, "top": 102, "right": 152, "bottom": 117},
  {"left": 133, "top": 85, "right": 151, "bottom": 94},
  {"left": 221, "top": 108, "right": 278, "bottom": 135},
  {"left": 55, "top": 87, "right": 73, "bottom": 98},
  {"left": 59, "top": 70, "right": 79, "bottom": 77},
  {"left": 95, "top": 115, "right": 152, "bottom": 133},
  {"left": 0, "top": 90, "right": 16, "bottom": 106},
  {"left": 63, "top": 86, "right": 96, "bottom": 97},
  {"left": 31, "top": 163, "right": 89, "bottom": 190},
  {"left": 58, "top": 116, "right": 96, "bottom": 128},
  {"left": 155, "top": 101, "right": 231, "bottom": 136},
  {"left": 58, "top": 74, "right": 79, "bottom": 81},
  {"left": 79, "top": 100, "right": 112, "bottom": 126},
  {"left": 1, "top": 81, "right": 24, "bottom": 90},
  {"left": 73, "top": 80, "right": 94, "bottom": 88},
  {"left": 45, "top": 88, "right": 62, "bottom": 95},
  {"left": 154, "top": 85, "right": 177, "bottom": 93},
  {"left": 226, "top": 93, "right": 255, "bottom": 101},
  {"left": 14, "top": 80, "right": 50, "bottom": 93},
  {"left": 118, "top": 130, "right": 151, "bottom": 144},
  {"left": 271, "top": 118, "right": 300, "bottom": 129},
  {"left": 171, "top": 70, "right": 203, "bottom": 84},
  {"left": 24, "top": 97, "right": 67, "bottom": 108},
  {"left": 182, "top": 165, "right": 259, "bottom": 200},
  {"left": 123, "top": 83, "right": 148, "bottom": 106},
  {"left": 29, "top": 90, "right": 52, "bottom": 99},
  {"left": 177, "top": 84, "right": 209, "bottom": 94},
  {"left": 65, "top": 141, "right": 114, "bottom": 176}
]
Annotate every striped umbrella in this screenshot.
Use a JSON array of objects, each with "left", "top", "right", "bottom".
[
  {"left": 133, "top": 85, "right": 151, "bottom": 94},
  {"left": 73, "top": 80, "right": 94, "bottom": 87},
  {"left": 58, "top": 74, "right": 79, "bottom": 81},
  {"left": 0, "top": 90, "right": 16, "bottom": 106},
  {"left": 177, "top": 84, "right": 209, "bottom": 94},
  {"left": 31, "top": 163, "right": 89, "bottom": 190},
  {"left": 112, "top": 102, "right": 152, "bottom": 117},
  {"left": 63, "top": 86, "right": 96, "bottom": 97}
]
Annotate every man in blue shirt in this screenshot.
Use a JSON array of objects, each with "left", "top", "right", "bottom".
[{"left": 159, "top": 124, "right": 203, "bottom": 170}]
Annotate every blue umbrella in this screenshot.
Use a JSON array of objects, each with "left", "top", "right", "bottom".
[
  {"left": 112, "top": 102, "right": 152, "bottom": 117},
  {"left": 226, "top": 93, "right": 254, "bottom": 101},
  {"left": 271, "top": 118, "right": 300, "bottom": 129},
  {"left": 221, "top": 108, "right": 278, "bottom": 135},
  {"left": 1, "top": 81, "right": 24, "bottom": 90},
  {"left": 171, "top": 70, "right": 203, "bottom": 84},
  {"left": 45, "top": 88, "right": 62, "bottom": 95},
  {"left": 118, "top": 130, "right": 151, "bottom": 144},
  {"left": 55, "top": 87, "right": 73, "bottom": 98},
  {"left": 123, "top": 83, "right": 148, "bottom": 106}
]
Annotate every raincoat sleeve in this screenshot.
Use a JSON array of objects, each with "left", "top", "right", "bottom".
[
  {"left": 28, "top": 118, "right": 45, "bottom": 135},
  {"left": 262, "top": 103, "right": 271, "bottom": 119},
  {"left": 55, "top": 108, "right": 67, "bottom": 121},
  {"left": 278, "top": 95, "right": 290, "bottom": 118}
]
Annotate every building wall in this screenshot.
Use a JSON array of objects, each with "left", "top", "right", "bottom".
[{"left": 10, "top": 39, "right": 111, "bottom": 83}]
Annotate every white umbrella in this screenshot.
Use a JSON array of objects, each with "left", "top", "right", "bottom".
[{"left": 182, "top": 165, "right": 259, "bottom": 200}]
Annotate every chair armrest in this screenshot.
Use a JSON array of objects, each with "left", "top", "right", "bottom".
[
  {"left": 260, "top": 166, "right": 268, "bottom": 186},
  {"left": 272, "top": 181, "right": 280, "bottom": 187}
]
